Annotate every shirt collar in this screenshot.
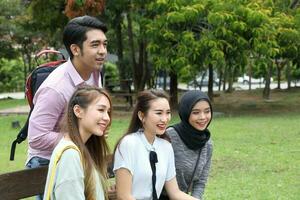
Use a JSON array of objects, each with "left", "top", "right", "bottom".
[
  {"left": 137, "top": 129, "right": 157, "bottom": 152},
  {"left": 66, "top": 58, "right": 86, "bottom": 86}
]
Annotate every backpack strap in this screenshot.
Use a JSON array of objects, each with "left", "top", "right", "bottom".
[
  {"left": 9, "top": 108, "right": 33, "bottom": 161},
  {"left": 44, "top": 144, "right": 82, "bottom": 200}
]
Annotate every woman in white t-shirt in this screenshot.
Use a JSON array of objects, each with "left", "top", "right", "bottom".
[
  {"left": 113, "top": 90, "right": 199, "bottom": 200},
  {"left": 43, "top": 86, "right": 112, "bottom": 200}
]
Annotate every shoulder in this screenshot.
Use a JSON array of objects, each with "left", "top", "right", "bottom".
[
  {"left": 165, "top": 127, "right": 181, "bottom": 145},
  {"left": 156, "top": 137, "right": 173, "bottom": 152},
  {"left": 59, "top": 148, "right": 81, "bottom": 165},
  {"left": 53, "top": 139, "right": 80, "bottom": 160},
  {"left": 117, "top": 132, "right": 141, "bottom": 151},
  {"left": 54, "top": 140, "right": 82, "bottom": 170},
  {"left": 206, "top": 138, "right": 213, "bottom": 148},
  {"left": 204, "top": 138, "right": 213, "bottom": 156},
  {"left": 38, "top": 61, "right": 74, "bottom": 93},
  {"left": 120, "top": 133, "right": 139, "bottom": 144},
  {"left": 166, "top": 127, "right": 179, "bottom": 139},
  {"left": 41, "top": 62, "right": 69, "bottom": 86},
  {"left": 166, "top": 126, "right": 176, "bottom": 135}
]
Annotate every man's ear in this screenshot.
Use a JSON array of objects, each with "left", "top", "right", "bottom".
[
  {"left": 73, "top": 105, "right": 83, "bottom": 119},
  {"left": 138, "top": 111, "right": 144, "bottom": 122},
  {"left": 70, "top": 44, "right": 81, "bottom": 57}
]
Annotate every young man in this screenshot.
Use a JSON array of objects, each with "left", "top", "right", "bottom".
[{"left": 26, "top": 15, "right": 107, "bottom": 175}]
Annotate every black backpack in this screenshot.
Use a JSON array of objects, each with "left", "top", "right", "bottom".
[{"left": 10, "top": 50, "right": 66, "bottom": 160}]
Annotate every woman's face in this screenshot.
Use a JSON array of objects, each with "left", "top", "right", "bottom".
[
  {"left": 142, "top": 97, "right": 171, "bottom": 136},
  {"left": 188, "top": 100, "right": 211, "bottom": 131},
  {"left": 78, "top": 95, "right": 111, "bottom": 142}
]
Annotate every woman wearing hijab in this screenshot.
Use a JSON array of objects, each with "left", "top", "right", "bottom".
[{"left": 165, "top": 90, "right": 213, "bottom": 199}]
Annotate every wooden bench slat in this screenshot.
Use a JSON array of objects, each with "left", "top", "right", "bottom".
[
  {"left": 0, "top": 166, "right": 48, "bottom": 200},
  {"left": 0, "top": 155, "right": 114, "bottom": 199}
]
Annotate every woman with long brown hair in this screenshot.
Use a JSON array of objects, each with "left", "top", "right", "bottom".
[
  {"left": 113, "top": 89, "right": 199, "bottom": 200},
  {"left": 43, "top": 85, "right": 112, "bottom": 200}
]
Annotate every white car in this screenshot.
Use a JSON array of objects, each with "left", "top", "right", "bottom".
[
  {"left": 187, "top": 70, "right": 219, "bottom": 89},
  {"left": 238, "top": 74, "right": 273, "bottom": 84}
]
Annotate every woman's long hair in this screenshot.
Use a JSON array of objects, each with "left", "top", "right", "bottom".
[
  {"left": 113, "top": 89, "right": 169, "bottom": 155},
  {"left": 61, "top": 85, "right": 112, "bottom": 200}
]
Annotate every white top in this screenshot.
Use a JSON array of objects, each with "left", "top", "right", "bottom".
[
  {"left": 44, "top": 138, "right": 105, "bottom": 200},
  {"left": 113, "top": 130, "right": 176, "bottom": 200}
]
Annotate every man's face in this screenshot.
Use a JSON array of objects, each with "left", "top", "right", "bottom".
[{"left": 77, "top": 29, "right": 107, "bottom": 72}]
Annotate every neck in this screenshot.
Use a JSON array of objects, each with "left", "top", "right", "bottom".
[
  {"left": 71, "top": 58, "right": 93, "bottom": 81},
  {"left": 79, "top": 127, "right": 91, "bottom": 144},
  {"left": 144, "top": 129, "right": 155, "bottom": 144}
]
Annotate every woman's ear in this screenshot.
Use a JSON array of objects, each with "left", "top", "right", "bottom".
[
  {"left": 138, "top": 111, "right": 144, "bottom": 122},
  {"left": 70, "top": 44, "right": 80, "bottom": 57},
  {"left": 73, "top": 105, "right": 83, "bottom": 119}
]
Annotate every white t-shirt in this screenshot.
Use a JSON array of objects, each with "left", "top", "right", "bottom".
[
  {"left": 44, "top": 138, "right": 105, "bottom": 200},
  {"left": 113, "top": 130, "right": 176, "bottom": 200}
]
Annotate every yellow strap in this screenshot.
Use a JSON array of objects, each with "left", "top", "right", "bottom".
[{"left": 44, "top": 144, "right": 82, "bottom": 200}]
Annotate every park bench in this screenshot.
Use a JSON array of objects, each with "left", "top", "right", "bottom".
[
  {"left": 106, "top": 79, "right": 135, "bottom": 108},
  {"left": 0, "top": 155, "right": 114, "bottom": 200}
]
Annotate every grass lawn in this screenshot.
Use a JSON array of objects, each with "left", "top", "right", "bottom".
[
  {"left": 0, "top": 88, "right": 299, "bottom": 199},
  {"left": 0, "top": 113, "right": 299, "bottom": 199},
  {"left": 0, "top": 98, "right": 27, "bottom": 110}
]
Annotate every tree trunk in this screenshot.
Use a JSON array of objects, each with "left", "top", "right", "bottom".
[
  {"left": 127, "top": 11, "right": 139, "bottom": 91},
  {"left": 226, "top": 65, "right": 234, "bottom": 92},
  {"left": 275, "top": 59, "right": 281, "bottom": 89},
  {"left": 290, "top": 0, "right": 300, "bottom": 9},
  {"left": 169, "top": 70, "right": 178, "bottom": 109},
  {"left": 248, "top": 62, "right": 252, "bottom": 90},
  {"left": 218, "top": 68, "right": 223, "bottom": 91},
  {"left": 222, "top": 65, "right": 227, "bottom": 91},
  {"left": 263, "top": 62, "right": 272, "bottom": 99},
  {"left": 208, "top": 64, "right": 214, "bottom": 102},
  {"left": 114, "top": 12, "right": 127, "bottom": 90},
  {"left": 139, "top": 40, "right": 148, "bottom": 90},
  {"left": 286, "top": 61, "right": 291, "bottom": 89}
]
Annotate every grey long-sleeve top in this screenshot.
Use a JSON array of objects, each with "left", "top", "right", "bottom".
[{"left": 166, "top": 127, "right": 213, "bottom": 199}]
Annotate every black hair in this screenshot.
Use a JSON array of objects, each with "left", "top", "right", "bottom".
[{"left": 63, "top": 15, "right": 107, "bottom": 59}]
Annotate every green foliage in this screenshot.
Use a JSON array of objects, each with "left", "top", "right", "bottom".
[
  {"left": 104, "top": 61, "right": 119, "bottom": 83},
  {"left": 27, "top": 0, "right": 68, "bottom": 47},
  {"left": 0, "top": 0, "right": 22, "bottom": 59},
  {"left": 0, "top": 58, "right": 24, "bottom": 92}
]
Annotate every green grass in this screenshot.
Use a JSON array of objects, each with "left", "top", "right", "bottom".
[
  {"left": 0, "top": 98, "right": 27, "bottom": 110},
  {"left": 204, "top": 114, "right": 300, "bottom": 200},
  {"left": 0, "top": 113, "right": 299, "bottom": 199}
]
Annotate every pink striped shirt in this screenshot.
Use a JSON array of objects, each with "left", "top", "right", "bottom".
[{"left": 27, "top": 59, "right": 102, "bottom": 164}]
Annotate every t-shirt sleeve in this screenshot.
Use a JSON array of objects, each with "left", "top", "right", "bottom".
[
  {"left": 165, "top": 143, "right": 176, "bottom": 181},
  {"left": 113, "top": 136, "right": 135, "bottom": 175},
  {"left": 54, "top": 149, "right": 85, "bottom": 200}
]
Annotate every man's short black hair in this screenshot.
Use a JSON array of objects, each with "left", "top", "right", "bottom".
[{"left": 63, "top": 15, "right": 107, "bottom": 59}]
